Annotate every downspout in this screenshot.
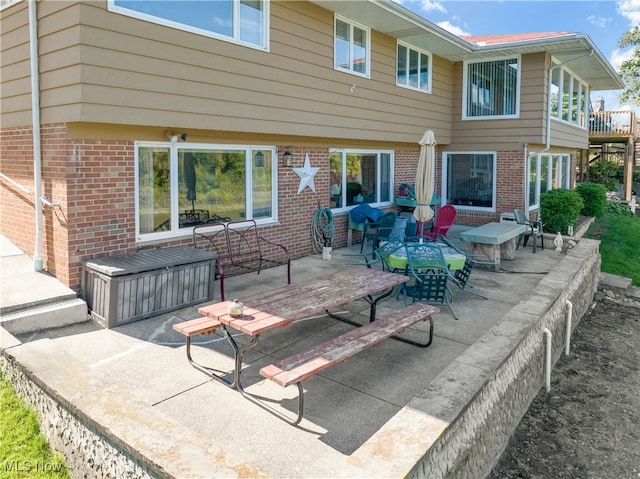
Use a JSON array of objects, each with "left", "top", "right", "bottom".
[{"left": 29, "top": 0, "right": 43, "bottom": 272}]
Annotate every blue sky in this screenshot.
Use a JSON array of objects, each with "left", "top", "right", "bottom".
[{"left": 397, "top": 0, "right": 640, "bottom": 111}]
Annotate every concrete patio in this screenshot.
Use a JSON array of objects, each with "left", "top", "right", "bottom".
[{"left": 0, "top": 226, "right": 600, "bottom": 478}]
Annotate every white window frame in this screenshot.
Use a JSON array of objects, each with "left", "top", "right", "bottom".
[
  {"left": 442, "top": 152, "right": 497, "bottom": 213},
  {"left": 108, "top": 0, "right": 270, "bottom": 52},
  {"left": 334, "top": 14, "right": 371, "bottom": 78},
  {"left": 527, "top": 153, "right": 572, "bottom": 211},
  {"left": 462, "top": 56, "right": 521, "bottom": 120},
  {"left": 134, "top": 142, "right": 278, "bottom": 243},
  {"left": 549, "top": 60, "right": 589, "bottom": 129},
  {"left": 0, "top": 0, "right": 22, "bottom": 10},
  {"left": 329, "top": 149, "right": 394, "bottom": 213},
  {"left": 396, "top": 41, "right": 432, "bottom": 93}
]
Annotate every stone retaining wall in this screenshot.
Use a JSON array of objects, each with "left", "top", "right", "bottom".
[
  {"left": 410, "top": 239, "right": 601, "bottom": 478},
  {"left": 0, "top": 356, "right": 160, "bottom": 479}
]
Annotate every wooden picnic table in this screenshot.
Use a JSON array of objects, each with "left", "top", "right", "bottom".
[{"left": 177, "top": 267, "right": 436, "bottom": 424}]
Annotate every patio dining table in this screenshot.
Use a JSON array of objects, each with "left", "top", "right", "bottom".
[{"left": 385, "top": 240, "right": 467, "bottom": 272}]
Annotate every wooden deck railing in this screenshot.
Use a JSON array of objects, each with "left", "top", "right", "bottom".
[{"left": 589, "top": 110, "right": 637, "bottom": 137}]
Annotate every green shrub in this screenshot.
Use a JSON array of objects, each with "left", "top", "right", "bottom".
[
  {"left": 540, "top": 188, "right": 583, "bottom": 234},
  {"left": 606, "top": 201, "right": 634, "bottom": 217},
  {"left": 588, "top": 159, "right": 620, "bottom": 191},
  {"left": 575, "top": 183, "right": 607, "bottom": 217}
]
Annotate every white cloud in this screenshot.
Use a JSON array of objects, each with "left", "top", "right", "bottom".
[
  {"left": 617, "top": 0, "right": 640, "bottom": 26},
  {"left": 421, "top": 0, "right": 447, "bottom": 13},
  {"left": 609, "top": 47, "right": 636, "bottom": 70},
  {"left": 437, "top": 20, "right": 470, "bottom": 37},
  {"left": 587, "top": 15, "right": 612, "bottom": 29}
]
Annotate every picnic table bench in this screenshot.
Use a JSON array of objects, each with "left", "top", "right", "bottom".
[
  {"left": 193, "top": 219, "right": 290, "bottom": 300},
  {"left": 459, "top": 222, "right": 527, "bottom": 271},
  {"left": 173, "top": 268, "right": 437, "bottom": 425}
]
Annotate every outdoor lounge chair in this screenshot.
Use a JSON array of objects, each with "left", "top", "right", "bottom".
[{"left": 423, "top": 204, "right": 456, "bottom": 239}]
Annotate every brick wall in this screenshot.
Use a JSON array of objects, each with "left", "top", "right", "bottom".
[{"left": 2, "top": 123, "right": 536, "bottom": 292}]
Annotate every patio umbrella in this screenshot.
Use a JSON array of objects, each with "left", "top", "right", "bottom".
[
  {"left": 184, "top": 151, "right": 196, "bottom": 213},
  {"left": 414, "top": 129, "right": 437, "bottom": 224}
]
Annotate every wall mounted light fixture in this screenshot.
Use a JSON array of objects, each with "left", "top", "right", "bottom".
[
  {"left": 254, "top": 150, "right": 265, "bottom": 167},
  {"left": 163, "top": 130, "right": 188, "bottom": 143},
  {"left": 282, "top": 149, "right": 293, "bottom": 167}
]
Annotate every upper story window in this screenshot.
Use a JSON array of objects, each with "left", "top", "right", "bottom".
[
  {"left": 463, "top": 57, "right": 520, "bottom": 119},
  {"left": 135, "top": 143, "right": 277, "bottom": 242},
  {"left": 108, "top": 0, "right": 268, "bottom": 50},
  {"left": 549, "top": 62, "right": 588, "bottom": 128},
  {"left": 329, "top": 149, "right": 393, "bottom": 210},
  {"left": 334, "top": 15, "right": 370, "bottom": 78},
  {"left": 397, "top": 41, "right": 432, "bottom": 93}
]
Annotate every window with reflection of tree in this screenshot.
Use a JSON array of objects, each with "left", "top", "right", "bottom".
[
  {"left": 329, "top": 150, "right": 392, "bottom": 210},
  {"left": 136, "top": 144, "right": 275, "bottom": 239}
]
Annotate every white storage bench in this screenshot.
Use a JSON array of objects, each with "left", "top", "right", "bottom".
[{"left": 81, "top": 246, "right": 216, "bottom": 328}]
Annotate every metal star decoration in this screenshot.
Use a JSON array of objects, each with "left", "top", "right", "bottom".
[{"left": 293, "top": 152, "right": 320, "bottom": 194}]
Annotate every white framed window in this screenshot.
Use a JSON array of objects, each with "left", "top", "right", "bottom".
[
  {"left": 463, "top": 56, "right": 520, "bottom": 119},
  {"left": 528, "top": 153, "right": 572, "bottom": 210},
  {"left": 396, "top": 41, "right": 432, "bottom": 93},
  {"left": 0, "top": 0, "right": 22, "bottom": 10},
  {"left": 334, "top": 15, "right": 370, "bottom": 78},
  {"left": 329, "top": 149, "right": 393, "bottom": 211},
  {"left": 442, "top": 152, "right": 496, "bottom": 212},
  {"left": 135, "top": 143, "right": 277, "bottom": 241},
  {"left": 549, "top": 61, "right": 589, "bottom": 128},
  {"left": 108, "top": 0, "right": 269, "bottom": 51}
]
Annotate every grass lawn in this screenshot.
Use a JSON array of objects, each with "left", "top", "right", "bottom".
[
  {"left": 0, "top": 377, "right": 69, "bottom": 478},
  {"left": 584, "top": 211, "right": 640, "bottom": 286}
]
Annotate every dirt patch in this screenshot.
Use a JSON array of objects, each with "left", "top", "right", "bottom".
[{"left": 489, "top": 297, "right": 640, "bottom": 479}]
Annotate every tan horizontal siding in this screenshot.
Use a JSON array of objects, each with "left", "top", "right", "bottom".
[
  {"left": 450, "top": 53, "right": 554, "bottom": 149},
  {"left": 29, "top": 1, "right": 449, "bottom": 144},
  {"left": 0, "top": 0, "right": 31, "bottom": 126}
]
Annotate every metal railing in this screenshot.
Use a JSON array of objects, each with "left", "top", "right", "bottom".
[{"left": 0, "top": 172, "right": 61, "bottom": 207}]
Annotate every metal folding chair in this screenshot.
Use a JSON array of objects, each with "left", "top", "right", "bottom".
[{"left": 397, "top": 242, "right": 458, "bottom": 319}]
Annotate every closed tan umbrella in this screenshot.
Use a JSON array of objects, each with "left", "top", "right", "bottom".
[{"left": 414, "top": 129, "right": 437, "bottom": 224}]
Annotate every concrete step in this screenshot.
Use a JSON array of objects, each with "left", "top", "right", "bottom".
[{"left": 0, "top": 298, "right": 89, "bottom": 335}]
